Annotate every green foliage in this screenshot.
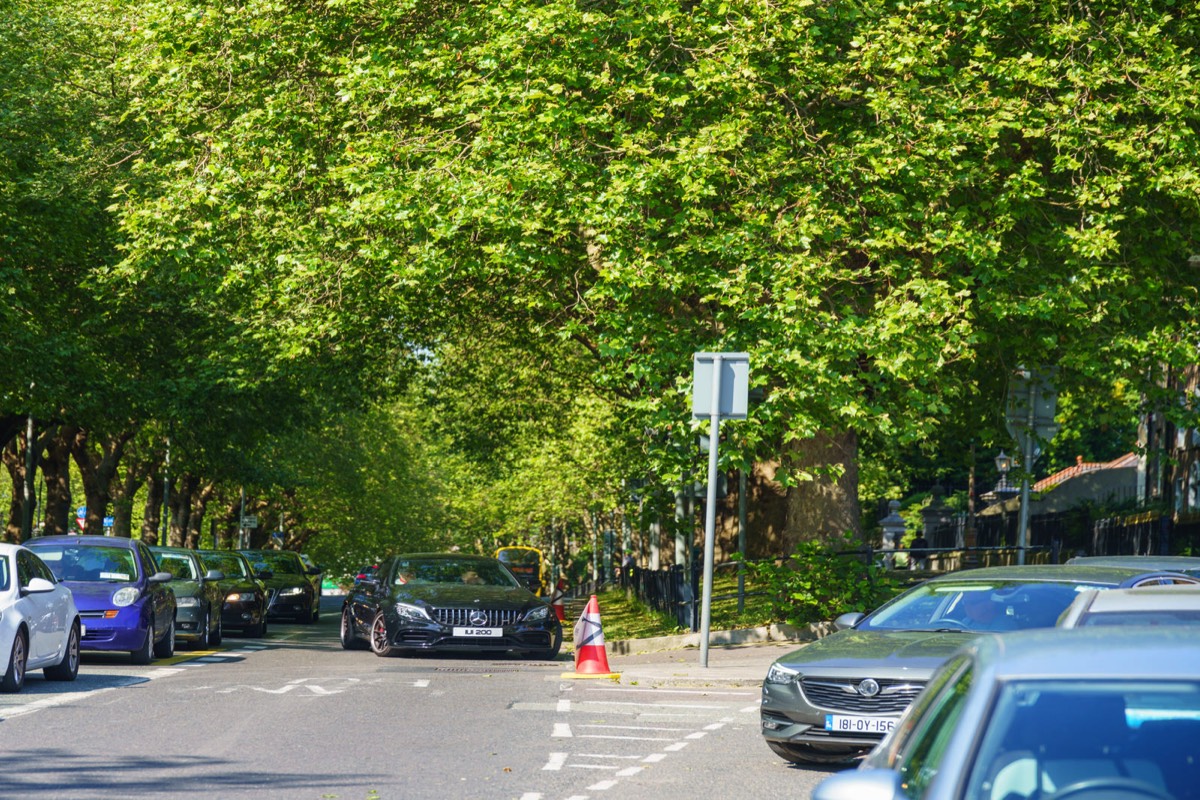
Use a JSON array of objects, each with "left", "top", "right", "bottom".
[{"left": 746, "top": 535, "right": 901, "bottom": 626}]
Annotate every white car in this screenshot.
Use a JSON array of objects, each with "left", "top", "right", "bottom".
[{"left": 1, "top": 542, "right": 83, "bottom": 692}]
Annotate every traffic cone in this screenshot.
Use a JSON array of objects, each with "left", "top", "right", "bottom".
[
  {"left": 561, "top": 594, "right": 620, "bottom": 680},
  {"left": 549, "top": 579, "right": 568, "bottom": 621}
]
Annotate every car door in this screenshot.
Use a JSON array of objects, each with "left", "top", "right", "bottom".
[
  {"left": 350, "top": 558, "right": 389, "bottom": 634},
  {"left": 17, "top": 550, "right": 66, "bottom": 662},
  {"left": 137, "top": 544, "right": 173, "bottom": 634}
]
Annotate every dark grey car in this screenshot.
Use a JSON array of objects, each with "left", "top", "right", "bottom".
[{"left": 760, "top": 564, "right": 1200, "bottom": 765}]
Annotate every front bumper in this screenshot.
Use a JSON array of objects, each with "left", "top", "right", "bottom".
[
  {"left": 265, "top": 589, "right": 312, "bottom": 619},
  {"left": 382, "top": 614, "right": 560, "bottom": 653},
  {"left": 220, "top": 595, "right": 264, "bottom": 629},
  {"left": 78, "top": 606, "right": 149, "bottom": 651},
  {"left": 760, "top": 676, "right": 915, "bottom": 752},
  {"left": 173, "top": 604, "right": 205, "bottom": 641}
]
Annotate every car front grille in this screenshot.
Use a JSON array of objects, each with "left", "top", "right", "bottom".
[
  {"left": 800, "top": 677, "right": 924, "bottom": 714},
  {"left": 433, "top": 607, "right": 521, "bottom": 627}
]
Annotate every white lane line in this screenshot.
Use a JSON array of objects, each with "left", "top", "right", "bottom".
[
  {"left": 616, "top": 767, "right": 644, "bottom": 777},
  {"left": 577, "top": 754, "right": 644, "bottom": 760},
  {"left": 587, "top": 780, "right": 618, "bottom": 791},
  {"left": 740, "top": 704, "right": 760, "bottom": 713},
  {"left": 553, "top": 723, "right": 573, "bottom": 738},
  {"left": 685, "top": 731, "right": 707, "bottom": 739},
  {"left": 519, "top": 794, "right": 541, "bottom": 800},
  {"left": 664, "top": 742, "right": 689, "bottom": 752},
  {"left": 579, "top": 700, "right": 726, "bottom": 710},
  {"left": 642, "top": 753, "right": 667, "bottom": 763},
  {"left": 580, "top": 724, "right": 691, "bottom": 732},
  {"left": 413, "top": 679, "right": 430, "bottom": 688},
  {"left": 557, "top": 698, "right": 571, "bottom": 712},
  {"left": 580, "top": 734, "right": 675, "bottom": 741},
  {"left": 585, "top": 687, "right": 757, "bottom": 696},
  {"left": 0, "top": 686, "right": 118, "bottom": 720},
  {"left": 704, "top": 723, "right": 725, "bottom": 730},
  {"left": 569, "top": 765, "right": 620, "bottom": 771},
  {"left": 542, "top": 753, "right": 568, "bottom": 771},
  {"left": 146, "top": 668, "right": 185, "bottom": 678}
]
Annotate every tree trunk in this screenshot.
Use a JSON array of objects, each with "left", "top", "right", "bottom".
[
  {"left": 141, "top": 471, "right": 165, "bottom": 545},
  {"left": 72, "top": 427, "right": 137, "bottom": 536},
  {"left": 185, "top": 480, "right": 216, "bottom": 549},
  {"left": 112, "top": 449, "right": 159, "bottom": 539},
  {"left": 782, "top": 429, "right": 862, "bottom": 551},
  {"left": 40, "top": 425, "right": 79, "bottom": 537},
  {"left": 168, "top": 474, "right": 195, "bottom": 547},
  {"left": 2, "top": 441, "right": 24, "bottom": 543}
]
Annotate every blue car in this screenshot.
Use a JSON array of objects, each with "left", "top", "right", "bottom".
[{"left": 26, "top": 535, "right": 177, "bottom": 664}]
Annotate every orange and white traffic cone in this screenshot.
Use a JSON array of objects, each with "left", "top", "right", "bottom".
[
  {"left": 550, "top": 580, "right": 567, "bottom": 622},
  {"left": 561, "top": 594, "right": 620, "bottom": 680}
]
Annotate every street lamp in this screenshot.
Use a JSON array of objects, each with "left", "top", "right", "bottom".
[{"left": 994, "top": 451, "right": 1014, "bottom": 493}]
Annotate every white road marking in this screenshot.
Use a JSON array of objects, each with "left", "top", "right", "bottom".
[
  {"left": 557, "top": 698, "right": 571, "bottom": 712},
  {"left": 577, "top": 754, "right": 644, "bottom": 760},
  {"left": 704, "top": 722, "right": 725, "bottom": 730},
  {"left": 553, "top": 723, "right": 573, "bottom": 738},
  {"left": 542, "top": 753, "right": 568, "bottom": 771},
  {"left": 740, "top": 704, "right": 760, "bottom": 713},
  {"left": 584, "top": 686, "right": 757, "bottom": 696},
  {"left": 664, "top": 742, "right": 689, "bottom": 752},
  {"left": 642, "top": 753, "right": 667, "bottom": 763},
  {"left": 0, "top": 686, "right": 118, "bottom": 720},
  {"left": 519, "top": 794, "right": 541, "bottom": 800},
  {"left": 588, "top": 780, "right": 618, "bottom": 791},
  {"left": 579, "top": 734, "right": 676, "bottom": 741},
  {"left": 569, "top": 764, "right": 620, "bottom": 771},
  {"left": 580, "top": 724, "right": 690, "bottom": 732},
  {"left": 616, "top": 767, "right": 644, "bottom": 777},
  {"left": 413, "top": 679, "right": 430, "bottom": 688},
  {"left": 578, "top": 700, "right": 725, "bottom": 710},
  {"left": 685, "top": 731, "right": 707, "bottom": 739}
]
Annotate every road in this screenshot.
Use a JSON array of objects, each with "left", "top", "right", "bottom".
[{"left": 0, "top": 597, "right": 837, "bottom": 800}]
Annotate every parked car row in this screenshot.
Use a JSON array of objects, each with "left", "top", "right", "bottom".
[
  {"left": 770, "top": 556, "right": 1200, "bottom": 800},
  {"left": 0, "top": 534, "right": 325, "bottom": 693}
]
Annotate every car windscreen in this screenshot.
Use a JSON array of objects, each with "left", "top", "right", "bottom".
[
  {"left": 393, "top": 558, "right": 520, "bottom": 588},
  {"left": 249, "top": 551, "right": 303, "bottom": 574},
  {"left": 1081, "top": 609, "right": 1200, "bottom": 627},
  {"left": 155, "top": 552, "right": 198, "bottom": 580},
  {"left": 965, "top": 680, "right": 1200, "bottom": 800},
  {"left": 858, "top": 580, "right": 1105, "bottom": 632},
  {"left": 29, "top": 544, "right": 139, "bottom": 583},
  {"left": 201, "top": 552, "right": 248, "bottom": 578}
]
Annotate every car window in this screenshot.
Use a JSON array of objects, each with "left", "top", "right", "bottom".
[
  {"left": 896, "top": 661, "right": 975, "bottom": 798},
  {"left": 966, "top": 680, "right": 1200, "bottom": 800},
  {"left": 247, "top": 551, "right": 303, "bottom": 574},
  {"left": 30, "top": 544, "right": 138, "bottom": 582},
  {"left": 15, "top": 550, "right": 33, "bottom": 587},
  {"left": 874, "top": 654, "right": 971, "bottom": 769},
  {"left": 28, "top": 551, "right": 56, "bottom": 583},
  {"left": 393, "top": 558, "right": 520, "bottom": 587},
  {"left": 201, "top": 552, "right": 247, "bottom": 578},
  {"left": 1, "top": 553, "right": 13, "bottom": 591},
  {"left": 861, "top": 581, "right": 1101, "bottom": 632},
  {"left": 155, "top": 553, "right": 197, "bottom": 580}
]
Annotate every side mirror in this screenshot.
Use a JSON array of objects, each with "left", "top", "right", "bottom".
[
  {"left": 812, "top": 769, "right": 907, "bottom": 800},
  {"left": 149, "top": 571, "right": 174, "bottom": 584},
  {"left": 21, "top": 577, "right": 56, "bottom": 595},
  {"left": 305, "top": 566, "right": 322, "bottom": 576},
  {"left": 204, "top": 569, "right": 225, "bottom": 581},
  {"left": 834, "top": 611, "right": 866, "bottom": 631}
]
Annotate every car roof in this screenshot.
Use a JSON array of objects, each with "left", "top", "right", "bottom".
[
  {"left": 967, "top": 627, "right": 1200, "bottom": 680},
  {"left": 1075, "top": 585, "right": 1200, "bottom": 613},
  {"left": 150, "top": 545, "right": 197, "bottom": 556},
  {"left": 27, "top": 534, "right": 137, "bottom": 548},
  {"left": 1065, "top": 555, "right": 1200, "bottom": 573},
  {"left": 924, "top": 563, "right": 1194, "bottom": 585},
  {"left": 394, "top": 552, "right": 496, "bottom": 562}
]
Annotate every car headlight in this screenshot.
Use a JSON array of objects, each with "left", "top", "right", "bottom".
[
  {"left": 523, "top": 605, "right": 550, "bottom": 622},
  {"left": 112, "top": 587, "right": 140, "bottom": 607},
  {"left": 395, "top": 602, "right": 430, "bottom": 621},
  {"left": 279, "top": 587, "right": 304, "bottom": 597},
  {"left": 765, "top": 662, "right": 800, "bottom": 685},
  {"left": 176, "top": 597, "right": 200, "bottom": 607},
  {"left": 226, "top": 592, "right": 244, "bottom": 602}
]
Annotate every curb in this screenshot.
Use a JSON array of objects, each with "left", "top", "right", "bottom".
[{"left": 606, "top": 622, "right": 832, "bottom": 655}]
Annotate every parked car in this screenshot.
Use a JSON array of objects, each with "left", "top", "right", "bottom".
[
  {"left": 340, "top": 553, "right": 562, "bottom": 659},
  {"left": 239, "top": 549, "right": 320, "bottom": 624},
  {"left": 26, "top": 535, "right": 176, "bottom": 664},
  {"left": 761, "top": 564, "right": 1200, "bottom": 765},
  {"left": 1066, "top": 554, "right": 1200, "bottom": 577},
  {"left": 197, "top": 550, "right": 268, "bottom": 637},
  {"left": 150, "top": 546, "right": 225, "bottom": 648},
  {"left": 0, "top": 542, "right": 82, "bottom": 692},
  {"left": 1058, "top": 584, "right": 1200, "bottom": 628},
  {"left": 813, "top": 627, "right": 1200, "bottom": 800}
]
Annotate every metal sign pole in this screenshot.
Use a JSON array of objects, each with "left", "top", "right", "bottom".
[{"left": 699, "top": 355, "right": 723, "bottom": 668}]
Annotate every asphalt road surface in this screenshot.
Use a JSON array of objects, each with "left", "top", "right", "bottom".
[{"left": 0, "top": 597, "right": 836, "bottom": 800}]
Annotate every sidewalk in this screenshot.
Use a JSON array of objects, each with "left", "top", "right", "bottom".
[{"left": 565, "top": 623, "right": 830, "bottom": 689}]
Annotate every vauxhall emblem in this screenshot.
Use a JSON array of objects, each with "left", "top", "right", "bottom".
[{"left": 856, "top": 679, "right": 881, "bottom": 697}]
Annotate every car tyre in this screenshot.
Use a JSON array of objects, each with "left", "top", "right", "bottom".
[
  {"left": 44, "top": 622, "right": 80, "bottom": 682},
  {"left": 194, "top": 611, "right": 210, "bottom": 649},
  {"left": 530, "top": 626, "right": 564, "bottom": 661},
  {"left": 131, "top": 625, "right": 154, "bottom": 665},
  {"left": 210, "top": 615, "right": 222, "bottom": 647},
  {"left": 340, "top": 607, "right": 367, "bottom": 650},
  {"left": 1, "top": 628, "right": 28, "bottom": 693},
  {"left": 766, "top": 741, "right": 864, "bottom": 765},
  {"left": 369, "top": 612, "right": 396, "bottom": 657},
  {"left": 154, "top": 619, "right": 175, "bottom": 658},
  {"left": 311, "top": 602, "right": 320, "bottom": 623}
]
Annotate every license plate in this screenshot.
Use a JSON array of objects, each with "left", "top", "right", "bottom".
[
  {"left": 825, "top": 715, "right": 896, "bottom": 734},
  {"left": 453, "top": 627, "right": 502, "bottom": 637}
]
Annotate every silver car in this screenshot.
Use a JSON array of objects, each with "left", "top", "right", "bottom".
[
  {"left": 813, "top": 627, "right": 1200, "bottom": 800},
  {"left": 1058, "top": 585, "right": 1200, "bottom": 628},
  {"left": 1066, "top": 554, "right": 1200, "bottom": 578},
  {"left": 761, "top": 564, "right": 1199, "bottom": 765}
]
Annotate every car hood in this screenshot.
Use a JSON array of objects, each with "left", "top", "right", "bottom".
[
  {"left": 260, "top": 574, "right": 310, "bottom": 591},
  {"left": 61, "top": 580, "right": 140, "bottom": 609},
  {"left": 771, "top": 628, "right": 980, "bottom": 674},
  {"left": 168, "top": 579, "right": 201, "bottom": 599},
  {"left": 393, "top": 583, "right": 541, "bottom": 611}
]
